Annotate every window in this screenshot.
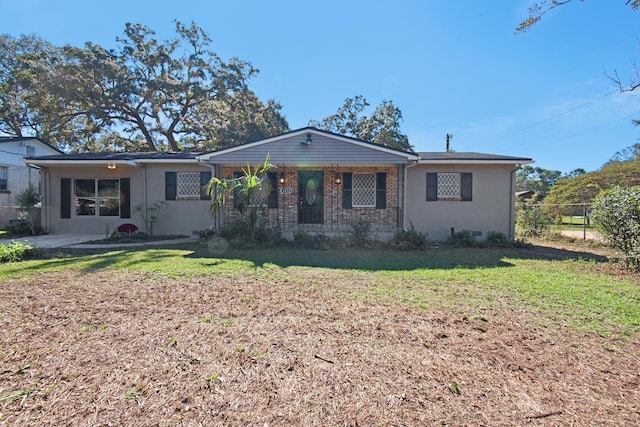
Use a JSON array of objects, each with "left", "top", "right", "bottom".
[
  {"left": 342, "top": 172, "right": 386, "bottom": 209},
  {"left": 74, "top": 179, "right": 120, "bottom": 216},
  {"left": 233, "top": 171, "right": 278, "bottom": 209},
  {"left": 427, "top": 172, "right": 472, "bottom": 201},
  {"left": 176, "top": 172, "right": 202, "bottom": 199},
  {"left": 0, "top": 167, "right": 7, "bottom": 191},
  {"left": 352, "top": 174, "right": 376, "bottom": 207},
  {"left": 165, "top": 171, "right": 212, "bottom": 201}
]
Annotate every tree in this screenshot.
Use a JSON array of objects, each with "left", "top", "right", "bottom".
[
  {"left": 545, "top": 159, "right": 640, "bottom": 207},
  {"left": 205, "top": 155, "right": 273, "bottom": 240},
  {"left": 1, "top": 22, "right": 289, "bottom": 152},
  {"left": 517, "top": 1, "right": 640, "bottom": 32},
  {"left": 604, "top": 142, "right": 640, "bottom": 166},
  {"left": 309, "top": 95, "right": 413, "bottom": 152},
  {"left": 515, "top": 165, "right": 562, "bottom": 198},
  {"left": 0, "top": 34, "right": 76, "bottom": 143},
  {"left": 591, "top": 186, "right": 640, "bottom": 270}
]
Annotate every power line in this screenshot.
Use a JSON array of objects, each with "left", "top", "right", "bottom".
[{"left": 497, "top": 89, "right": 619, "bottom": 139}]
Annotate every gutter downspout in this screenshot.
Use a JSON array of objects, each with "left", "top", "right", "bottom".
[
  {"left": 509, "top": 167, "right": 516, "bottom": 239},
  {"left": 197, "top": 158, "right": 216, "bottom": 229},
  {"left": 403, "top": 156, "right": 420, "bottom": 231}
]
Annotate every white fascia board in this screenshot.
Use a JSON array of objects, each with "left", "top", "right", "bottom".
[
  {"left": 417, "top": 159, "right": 534, "bottom": 165},
  {"left": 197, "top": 128, "right": 417, "bottom": 161}
]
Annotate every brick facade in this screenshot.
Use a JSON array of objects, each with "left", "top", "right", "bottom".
[{"left": 218, "top": 165, "right": 401, "bottom": 234}]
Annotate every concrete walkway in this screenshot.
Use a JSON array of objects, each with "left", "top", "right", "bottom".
[{"left": 0, "top": 234, "right": 197, "bottom": 249}]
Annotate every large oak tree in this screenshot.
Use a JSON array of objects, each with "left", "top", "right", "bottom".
[
  {"left": 0, "top": 21, "right": 289, "bottom": 152},
  {"left": 309, "top": 95, "right": 413, "bottom": 152}
]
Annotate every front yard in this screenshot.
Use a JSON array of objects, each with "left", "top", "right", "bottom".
[{"left": 0, "top": 242, "right": 638, "bottom": 425}]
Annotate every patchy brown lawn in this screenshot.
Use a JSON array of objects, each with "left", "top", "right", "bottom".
[{"left": 0, "top": 259, "right": 639, "bottom": 426}]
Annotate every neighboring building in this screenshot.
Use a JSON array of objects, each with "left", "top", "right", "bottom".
[
  {"left": 24, "top": 128, "right": 532, "bottom": 240},
  {"left": 0, "top": 137, "right": 62, "bottom": 224}
]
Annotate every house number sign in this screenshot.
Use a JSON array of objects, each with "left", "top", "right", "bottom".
[{"left": 279, "top": 187, "right": 293, "bottom": 194}]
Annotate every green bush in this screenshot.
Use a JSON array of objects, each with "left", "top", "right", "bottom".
[
  {"left": 591, "top": 186, "right": 640, "bottom": 270},
  {"left": 486, "top": 231, "right": 509, "bottom": 246},
  {"left": 0, "top": 241, "right": 38, "bottom": 262},
  {"left": 448, "top": 230, "right": 479, "bottom": 247},
  {"left": 217, "top": 220, "right": 284, "bottom": 249},
  {"left": 5, "top": 219, "right": 32, "bottom": 237},
  {"left": 350, "top": 219, "right": 372, "bottom": 247},
  {"left": 391, "top": 226, "right": 429, "bottom": 250}
]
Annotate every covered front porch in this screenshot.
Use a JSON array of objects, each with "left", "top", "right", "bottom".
[{"left": 212, "top": 164, "right": 403, "bottom": 239}]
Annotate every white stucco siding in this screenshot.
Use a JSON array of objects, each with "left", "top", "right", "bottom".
[
  {"left": 42, "top": 163, "right": 214, "bottom": 236},
  {"left": 43, "top": 165, "right": 144, "bottom": 235},
  {"left": 144, "top": 164, "right": 213, "bottom": 236},
  {"left": 405, "top": 164, "right": 516, "bottom": 241}
]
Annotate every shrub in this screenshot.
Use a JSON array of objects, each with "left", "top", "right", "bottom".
[
  {"left": 486, "top": 231, "right": 509, "bottom": 246},
  {"left": 217, "top": 220, "right": 284, "bottom": 249},
  {"left": 293, "top": 230, "right": 316, "bottom": 249},
  {"left": 0, "top": 241, "right": 38, "bottom": 262},
  {"left": 391, "top": 225, "right": 429, "bottom": 250},
  {"left": 350, "top": 219, "right": 372, "bottom": 247},
  {"left": 590, "top": 186, "right": 640, "bottom": 270},
  {"left": 5, "top": 219, "right": 33, "bottom": 237},
  {"left": 448, "top": 229, "right": 479, "bottom": 247}
]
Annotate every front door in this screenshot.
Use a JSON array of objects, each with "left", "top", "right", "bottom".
[{"left": 298, "top": 170, "right": 324, "bottom": 224}]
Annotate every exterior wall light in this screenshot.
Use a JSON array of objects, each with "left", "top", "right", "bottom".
[
  {"left": 279, "top": 173, "right": 285, "bottom": 184},
  {"left": 335, "top": 173, "right": 342, "bottom": 185}
]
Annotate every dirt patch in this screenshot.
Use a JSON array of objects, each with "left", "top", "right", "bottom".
[{"left": 1, "top": 267, "right": 638, "bottom": 426}]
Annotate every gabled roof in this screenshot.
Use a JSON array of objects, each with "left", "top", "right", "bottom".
[
  {"left": 417, "top": 152, "right": 533, "bottom": 165},
  {"left": 0, "top": 136, "right": 63, "bottom": 154},
  {"left": 197, "top": 127, "right": 416, "bottom": 162}
]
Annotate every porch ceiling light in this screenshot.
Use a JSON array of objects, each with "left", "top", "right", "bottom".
[{"left": 107, "top": 163, "right": 117, "bottom": 170}]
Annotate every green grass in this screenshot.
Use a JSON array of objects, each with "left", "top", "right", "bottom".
[{"left": 1, "top": 242, "right": 638, "bottom": 337}]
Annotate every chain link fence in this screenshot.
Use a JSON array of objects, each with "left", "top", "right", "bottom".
[{"left": 516, "top": 201, "right": 594, "bottom": 239}]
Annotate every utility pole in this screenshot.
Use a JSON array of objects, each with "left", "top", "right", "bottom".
[{"left": 446, "top": 133, "right": 453, "bottom": 152}]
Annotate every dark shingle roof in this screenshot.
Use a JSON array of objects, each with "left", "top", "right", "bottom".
[
  {"left": 25, "top": 151, "right": 203, "bottom": 161},
  {"left": 418, "top": 152, "right": 532, "bottom": 163}
]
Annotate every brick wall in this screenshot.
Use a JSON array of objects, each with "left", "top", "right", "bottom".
[{"left": 217, "top": 165, "right": 400, "bottom": 233}]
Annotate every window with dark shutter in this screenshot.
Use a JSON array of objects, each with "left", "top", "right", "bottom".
[
  {"left": 267, "top": 171, "right": 278, "bottom": 208},
  {"left": 120, "top": 178, "right": 131, "bottom": 218},
  {"left": 61, "top": 178, "right": 71, "bottom": 218},
  {"left": 426, "top": 173, "right": 438, "bottom": 201},
  {"left": 461, "top": 173, "right": 472, "bottom": 201},
  {"left": 200, "top": 171, "right": 212, "bottom": 200},
  {"left": 342, "top": 172, "right": 352, "bottom": 209},
  {"left": 165, "top": 172, "right": 177, "bottom": 200},
  {"left": 376, "top": 172, "right": 386, "bottom": 209}
]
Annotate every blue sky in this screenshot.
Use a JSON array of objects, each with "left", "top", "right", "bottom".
[{"left": 2, "top": 0, "right": 640, "bottom": 173}]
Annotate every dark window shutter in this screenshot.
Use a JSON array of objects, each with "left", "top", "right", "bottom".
[
  {"left": 200, "top": 171, "right": 212, "bottom": 200},
  {"left": 233, "top": 171, "right": 242, "bottom": 209},
  {"left": 342, "top": 172, "right": 352, "bottom": 209},
  {"left": 461, "top": 173, "right": 473, "bottom": 201},
  {"left": 120, "top": 178, "right": 131, "bottom": 218},
  {"left": 267, "top": 171, "right": 278, "bottom": 208},
  {"left": 376, "top": 172, "right": 386, "bottom": 209},
  {"left": 165, "top": 172, "right": 177, "bottom": 200},
  {"left": 61, "top": 178, "right": 71, "bottom": 218},
  {"left": 426, "top": 173, "right": 438, "bottom": 201}
]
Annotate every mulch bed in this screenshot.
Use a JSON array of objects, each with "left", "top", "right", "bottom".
[{"left": 1, "top": 266, "right": 638, "bottom": 426}]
